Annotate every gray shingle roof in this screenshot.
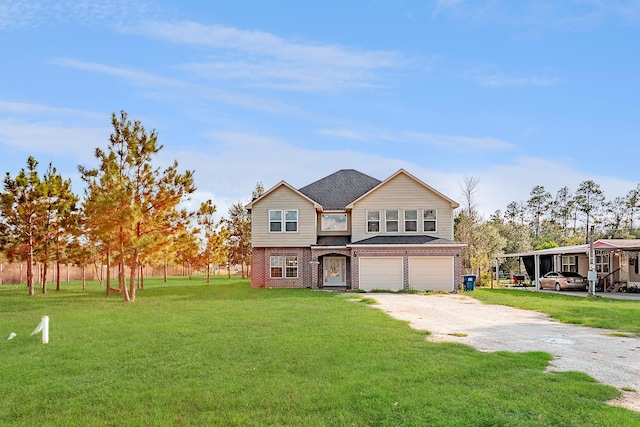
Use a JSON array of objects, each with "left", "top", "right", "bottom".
[
  {"left": 314, "top": 236, "right": 352, "bottom": 247},
  {"left": 351, "top": 235, "right": 446, "bottom": 245},
  {"left": 298, "top": 169, "right": 381, "bottom": 210}
]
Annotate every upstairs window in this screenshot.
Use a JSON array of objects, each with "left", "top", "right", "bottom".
[
  {"left": 321, "top": 213, "right": 348, "bottom": 231},
  {"left": 404, "top": 209, "right": 418, "bottom": 232},
  {"left": 423, "top": 209, "right": 437, "bottom": 232},
  {"left": 367, "top": 210, "right": 380, "bottom": 232},
  {"left": 285, "top": 210, "right": 298, "bottom": 232},
  {"left": 269, "top": 210, "right": 282, "bottom": 232},
  {"left": 385, "top": 210, "right": 399, "bottom": 232},
  {"left": 269, "top": 210, "right": 298, "bottom": 232}
]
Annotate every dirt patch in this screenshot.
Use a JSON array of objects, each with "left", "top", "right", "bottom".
[{"left": 362, "top": 293, "right": 640, "bottom": 412}]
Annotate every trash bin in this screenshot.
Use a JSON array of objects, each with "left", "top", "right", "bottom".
[{"left": 463, "top": 275, "right": 476, "bottom": 291}]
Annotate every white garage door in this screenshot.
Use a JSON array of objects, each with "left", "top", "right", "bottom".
[
  {"left": 359, "top": 257, "right": 403, "bottom": 291},
  {"left": 408, "top": 257, "right": 454, "bottom": 291}
]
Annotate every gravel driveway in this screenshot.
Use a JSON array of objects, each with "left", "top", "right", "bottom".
[{"left": 364, "top": 293, "right": 640, "bottom": 412}]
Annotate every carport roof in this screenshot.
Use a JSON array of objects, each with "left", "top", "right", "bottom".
[
  {"left": 498, "top": 239, "right": 640, "bottom": 259},
  {"left": 594, "top": 239, "right": 640, "bottom": 250},
  {"left": 497, "top": 244, "right": 589, "bottom": 259}
]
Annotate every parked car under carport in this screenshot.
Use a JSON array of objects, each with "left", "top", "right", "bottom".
[{"left": 540, "top": 271, "right": 588, "bottom": 291}]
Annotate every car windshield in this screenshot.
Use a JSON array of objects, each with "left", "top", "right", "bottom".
[{"left": 560, "top": 272, "right": 582, "bottom": 278}]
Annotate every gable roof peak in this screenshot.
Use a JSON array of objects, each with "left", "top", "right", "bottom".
[
  {"left": 245, "top": 180, "right": 320, "bottom": 210},
  {"left": 298, "top": 169, "right": 381, "bottom": 210},
  {"left": 346, "top": 168, "right": 460, "bottom": 209}
]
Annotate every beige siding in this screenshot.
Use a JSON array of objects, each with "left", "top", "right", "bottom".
[
  {"left": 251, "top": 186, "right": 317, "bottom": 247},
  {"left": 352, "top": 173, "right": 455, "bottom": 242}
]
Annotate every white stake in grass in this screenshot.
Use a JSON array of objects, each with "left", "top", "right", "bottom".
[{"left": 30, "top": 316, "right": 49, "bottom": 344}]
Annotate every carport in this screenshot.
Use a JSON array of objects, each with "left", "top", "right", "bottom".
[
  {"left": 496, "top": 244, "right": 589, "bottom": 291},
  {"left": 496, "top": 239, "right": 640, "bottom": 293}
]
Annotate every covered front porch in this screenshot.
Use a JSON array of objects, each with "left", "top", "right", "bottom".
[{"left": 310, "top": 246, "right": 352, "bottom": 290}]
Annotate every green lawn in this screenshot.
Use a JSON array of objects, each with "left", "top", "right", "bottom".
[
  {"left": 2, "top": 278, "right": 639, "bottom": 426},
  {"left": 472, "top": 288, "right": 640, "bottom": 335}
]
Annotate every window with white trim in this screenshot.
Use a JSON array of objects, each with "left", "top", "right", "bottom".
[
  {"left": 285, "top": 256, "right": 298, "bottom": 278},
  {"left": 562, "top": 256, "right": 578, "bottom": 273},
  {"left": 423, "top": 209, "right": 437, "bottom": 232},
  {"left": 595, "top": 250, "right": 610, "bottom": 273},
  {"left": 385, "top": 210, "right": 399, "bottom": 232},
  {"left": 269, "top": 210, "right": 298, "bottom": 232},
  {"left": 284, "top": 210, "right": 298, "bottom": 232},
  {"left": 270, "top": 256, "right": 284, "bottom": 278},
  {"left": 404, "top": 209, "right": 418, "bottom": 232},
  {"left": 367, "top": 210, "right": 380, "bottom": 232},
  {"left": 269, "top": 210, "right": 282, "bottom": 232},
  {"left": 270, "top": 255, "right": 298, "bottom": 278}
]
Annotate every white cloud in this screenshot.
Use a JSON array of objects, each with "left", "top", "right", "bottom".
[
  {"left": 432, "top": 0, "right": 468, "bottom": 18},
  {"left": 0, "top": 100, "right": 104, "bottom": 119},
  {"left": 471, "top": 72, "right": 561, "bottom": 87},
  {"left": 0, "top": 0, "right": 163, "bottom": 30},
  {"left": 51, "top": 58, "right": 302, "bottom": 115},
  {"left": 315, "top": 129, "right": 368, "bottom": 141},
  {"left": 160, "top": 131, "right": 477, "bottom": 218},
  {"left": 131, "top": 21, "right": 399, "bottom": 68},
  {"left": 164, "top": 132, "right": 408, "bottom": 202},
  {"left": 0, "top": 117, "right": 105, "bottom": 163},
  {"left": 472, "top": 156, "right": 638, "bottom": 218},
  {"left": 404, "top": 132, "right": 515, "bottom": 150},
  {"left": 617, "top": 1, "right": 640, "bottom": 23},
  {"left": 431, "top": 0, "right": 640, "bottom": 30},
  {"left": 125, "top": 21, "right": 405, "bottom": 91}
]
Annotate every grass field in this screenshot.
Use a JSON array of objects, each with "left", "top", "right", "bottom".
[
  {"left": 472, "top": 288, "right": 640, "bottom": 335},
  {"left": 2, "top": 278, "right": 640, "bottom": 426}
]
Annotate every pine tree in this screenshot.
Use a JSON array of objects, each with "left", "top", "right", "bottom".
[
  {"left": 197, "top": 199, "right": 219, "bottom": 283},
  {"left": 1, "top": 157, "right": 46, "bottom": 296},
  {"left": 79, "top": 111, "right": 195, "bottom": 301}
]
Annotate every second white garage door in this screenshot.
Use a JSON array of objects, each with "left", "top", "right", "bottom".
[
  {"left": 359, "top": 257, "right": 403, "bottom": 291},
  {"left": 408, "top": 257, "right": 454, "bottom": 291}
]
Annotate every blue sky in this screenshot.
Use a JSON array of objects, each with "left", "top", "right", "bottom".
[{"left": 1, "top": 0, "right": 639, "bottom": 218}]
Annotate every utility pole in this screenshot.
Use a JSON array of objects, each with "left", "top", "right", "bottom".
[{"left": 588, "top": 226, "right": 596, "bottom": 297}]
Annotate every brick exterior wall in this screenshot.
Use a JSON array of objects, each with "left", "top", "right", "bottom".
[
  {"left": 251, "top": 248, "right": 267, "bottom": 287},
  {"left": 250, "top": 247, "right": 311, "bottom": 288},
  {"left": 252, "top": 245, "right": 464, "bottom": 291}
]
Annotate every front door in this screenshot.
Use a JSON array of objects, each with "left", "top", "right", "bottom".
[{"left": 324, "top": 257, "right": 346, "bottom": 286}]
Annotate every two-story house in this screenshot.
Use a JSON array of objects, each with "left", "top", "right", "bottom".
[{"left": 246, "top": 169, "right": 466, "bottom": 291}]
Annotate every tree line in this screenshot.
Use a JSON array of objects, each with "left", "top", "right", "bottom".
[
  {"left": 0, "top": 111, "right": 261, "bottom": 300},
  {"left": 455, "top": 176, "right": 640, "bottom": 284}
]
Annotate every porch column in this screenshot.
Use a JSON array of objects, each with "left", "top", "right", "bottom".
[
  {"left": 534, "top": 254, "right": 540, "bottom": 291},
  {"left": 310, "top": 257, "right": 320, "bottom": 289}
]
